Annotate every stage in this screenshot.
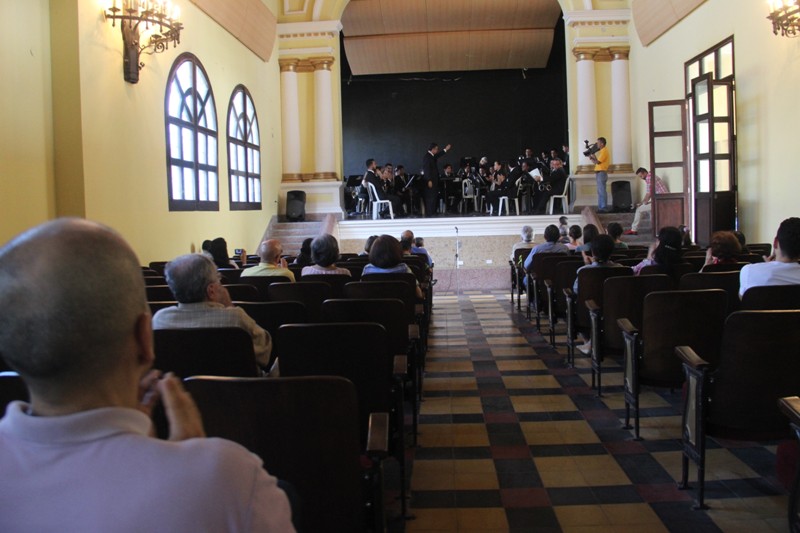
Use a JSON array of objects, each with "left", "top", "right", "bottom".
[{"left": 335, "top": 212, "right": 572, "bottom": 291}]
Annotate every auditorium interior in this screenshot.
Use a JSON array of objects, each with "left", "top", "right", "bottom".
[{"left": 2, "top": 0, "right": 800, "bottom": 531}]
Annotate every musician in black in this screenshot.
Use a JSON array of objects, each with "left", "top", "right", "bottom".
[
  {"left": 532, "top": 158, "right": 568, "bottom": 214},
  {"left": 393, "top": 165, "right": 416, "bottom": 215},
  {"left": 485, "top": 168, "right": 512, "bottom": 215},
  {"left": 421, "top": 142, "right": 452, "bottom": 217},
  {"left": 364, "top": 158, "right": 403, "bottom": 216}
]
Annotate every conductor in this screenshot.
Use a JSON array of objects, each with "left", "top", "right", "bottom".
[{"left": 422, "top": 142, "right": 452, "bottom": 217}]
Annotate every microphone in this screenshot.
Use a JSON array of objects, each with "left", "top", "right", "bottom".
[{"left": 455, "top": 226, "right": 459, "bottom": 232}]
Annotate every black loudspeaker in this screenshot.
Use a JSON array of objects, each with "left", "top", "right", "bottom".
[
  {"left": 611, "top": 181, "right": 632, "bottom": 213},
  {"left": 286, "top": 190, "right": 306, "bottom": 221}
]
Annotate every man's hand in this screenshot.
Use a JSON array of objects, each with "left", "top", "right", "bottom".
[
  {"left": 427, "top": 181, "right": 433, "bottom": 189},
  {"left": 444, "top": 144, "right": 452, "bottom": 152},
  {"left": 278, "top": 257, "right": 288, "bottom": 268},
  {"left": 138, "top": 369, "right": 163, "bottom": 419},
  {"left": 158, "top": 373, "right": 206, "bottom": 441}
]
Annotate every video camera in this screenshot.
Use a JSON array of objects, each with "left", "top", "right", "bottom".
[{"left": 583, "top": 140, "right": 600, "bottom": 157}]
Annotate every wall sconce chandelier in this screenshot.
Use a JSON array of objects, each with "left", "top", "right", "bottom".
[
  {"left": 104, "top": 1, "right": 183, "bottom": 83},
  {"left": 768, "top": 0, "right": 800, "bottom": 37}
]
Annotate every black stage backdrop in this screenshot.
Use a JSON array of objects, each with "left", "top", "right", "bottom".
[{"left": 341, "top": 18, "right": 567, "bottom": 179}]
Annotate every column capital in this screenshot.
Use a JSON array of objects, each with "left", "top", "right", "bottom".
[
  {"left": 310, "top": 56, "right": 335, "bottom": 71},
  {"left": 609, "top": 47, "right": 630, "bottom": 61},
  {"left": 279, "top": 58, "right": 300, "bottom": 72},
  {"left": 572, "top": 47, "right": 601, "bottom": 61}
]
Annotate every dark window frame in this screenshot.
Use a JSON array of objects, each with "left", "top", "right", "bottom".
[
  {"left": 164, "top": 52, "right": 219, "bottom": 211},
  {"left": 226, "top": 85, "right": 262, "bottom": 211}
]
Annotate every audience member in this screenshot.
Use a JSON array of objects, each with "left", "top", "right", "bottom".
[
  {"left": 632, "top": 226, "right": 683, "bottom": 277},
  {"left": 523, "top": 225, "right": 570, "bottom": 271},
  {"left": 241, "top": 239, "right": 296, "bottom": 282},
  {"left": 733, "top": 230, "right": 749, "bottom": 253},
  {"left": 301, "top": 234, "right": 350, "bottom": 276},
  {"left": 678, "top": 224, "right": 693, "bottom": 248},
  {"left": 510, "top": 225, "right": 535, "bottom": 261},
  {"left": 154, "top": 254, "right": 273, "bottom": 369},
  {"left": 360, "top": 235, "right": 378, "bottom": 256},
  {"left": 703, "top": 231, "right": 741, "bottom": 267},
  {"left": 566, "top": 225, "right": 583, "bottom": 251},
  {"left": 624, "top": 167, "right": 669, "bottom": 235},
  {"left": 0, "top": 219, "right": 293, "bottom": 531},
  {"left": 200, "top": 239, "right": 213, "bottom": 259},
  {"left": 414, "top": 236, "right": 434, "bottom": 266},
  {"left": 363, "top": 235, "right": 423, "bottom": 299},
  {"left": 485, "top": 168, "right": 512, "bottom": 215},
  {"left": 292, "top": 238, "right": 313, "bottom": 267},
  {"left": 607, "top": 222, "right": 629, "bottom": 250},
  {"left": 558, "top": 216, "right": 569, "bottom": 243},
  {"left": 209, "top": 237, "right": 239, "bottom": 269},
  {"left": 739, "top": 217, "right": 800, "bottom": 297},
  {"left": 575, "top": 224, "right": 599, "bottom": 254},
  {"left": 573, "top": 234, "right": 621, "bottom": 354},
  {"left": 402, "top": 229, "right": 433, "bottom": 267}
]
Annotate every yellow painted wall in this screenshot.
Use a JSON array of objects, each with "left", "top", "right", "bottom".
[
  {"left": 628, "top": 0, "right": 799, "bottom": 242},
  {"left": 71, "top": 0, "right": 282, "bottom": 263},
  {"left": 0, "top": 0, "right": 56, "bottom": 244}
]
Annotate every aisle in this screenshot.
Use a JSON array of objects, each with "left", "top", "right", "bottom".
[{"left": 403, "top": 291, "right": 788, "bottom": 533}]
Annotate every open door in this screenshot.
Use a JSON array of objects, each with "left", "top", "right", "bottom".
[
  {"left": 648, "top": 100, "right": 689, "bottom": 235},
  {"left": 691, "top": 73, "right": 736, "bottom": 247}
]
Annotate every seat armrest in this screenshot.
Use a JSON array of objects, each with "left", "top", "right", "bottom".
[
  {"left": 393, "top": 355, "right": 408, "bottom": 378},
  {"left": 408, "top": 324, "right": 420, "bottom": 340},
  {"left": 563, "top": 287, "right": 575, "bottom": 299},
  {"left": 779, "top": 396, "right": 800, "bottom": 425},
  {"left": 617, "top": 318, "right": 637, "bottom": 336},
  {"left": 586, "top": 299, "right": 600, "bottom": 314},
  {"left": 544, "top": 279, "right": 553, "bottom": 289},
  {"left": 366, "top": 412, "right": 390, "bottom": 457},
  {"left": 675, "top": 345, "right": 709, "bottom": 369}
]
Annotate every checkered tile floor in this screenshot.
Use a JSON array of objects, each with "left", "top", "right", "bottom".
[{"left": 400, "top": 291, "right": 789, "bottom": 532}]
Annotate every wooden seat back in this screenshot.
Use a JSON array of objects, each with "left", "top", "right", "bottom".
[
  {"left": 345, "top": 280, "right": 416, "bottom": 324},
  {"left": 235, "top": 301, "right": 307, "bottom": 370},
  {"left": 299, "top": 274, "right": 353, "bottom": 299},
  {"left": 706, "top": 310, "right": 800, "bottom": 437},
  {"left": 741, "top": 285, "right": 800, "bottom": 310},
  {"left": 322, "top": 298, "right": 407, "bottom": 356},
  {"left": 223, "top": 284, "right": 260, "bottom": 302},
  {"left": 236, "top": 275, "right": 291, "bottom": 300},
  {"left": 146, "top": 284, "right": 174, "bottom": 301},
  {"left": 600, "top": 274, "right": 673, "bottom": 352},
  {"left": 153, "top": 327, "right": 259, "bottom": 378},
  {"left": 574, "top": 267, "right": 633, "bottom": 330},
  {"left": 679, "top": 271, "right": 741, "bottom": 315},
  {"left": 267, "top": 282, "right": 331, "bottom": 322},
  {"left": 700, "top": 262, "right": 748, "bottom": 273},
  {"left": 183, "top": 376, "right": 368, "bottom": 532},
  {"left": 640, "top": 262, "right": 698, "bottom": 283},
  {"left": 639, "top": 289, "right": 727, "bottom": 387},
  {"left": 551, "top": 260, "right": 583, "bottom": 318}
]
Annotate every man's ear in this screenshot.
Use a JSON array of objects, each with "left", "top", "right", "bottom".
[{"left": 134, "top": 312, "right": 155, "bottom": 367}]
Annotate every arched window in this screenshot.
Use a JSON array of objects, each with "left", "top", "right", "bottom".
[
  {"left": 165, "top": 53, "right": 218, "bottom": 211},
  {"left": 227, "top": 85, "right": 262, "bottom": 210}
]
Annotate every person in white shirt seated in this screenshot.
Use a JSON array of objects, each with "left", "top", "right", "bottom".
[
  {"left": 739, "top": 217, "right": 800, "bottom": 298},
  {"left": 0, "top": 218, "right": 294, "bottom": 532}
]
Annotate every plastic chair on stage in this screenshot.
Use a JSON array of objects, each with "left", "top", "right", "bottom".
[
  {"left": 548, "top": 177, "right": 571, "bottom": 215},
  {"left": 367, "top": 181, "right": 393, "bottom": 220}
]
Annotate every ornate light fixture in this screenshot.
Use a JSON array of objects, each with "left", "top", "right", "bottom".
[
  {"left": 767, "top": 0, "right": 800, "bottom": 37},
  {"left": 104, "top": 1, "right": 183, "bottom": 83}
]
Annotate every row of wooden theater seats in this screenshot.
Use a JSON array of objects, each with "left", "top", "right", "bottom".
[
  {"left": 511, "top": 241, "right": 773, "bottom": 314},
  {"left": 147, "top": 279, "right": 426, "bottom": 417},
  {"left": 151, "top": 319, "right": 412, "bottom": 528},
  {"left": 524, "top": 253, "right": 800, "bottom": 514},
  {"left": 0, "top": 368, "right": 391, "bottom": 532}
]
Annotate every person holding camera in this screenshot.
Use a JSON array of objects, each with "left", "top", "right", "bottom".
[{"left": 588, "top": 137, "right": 610, "bottom": 212}]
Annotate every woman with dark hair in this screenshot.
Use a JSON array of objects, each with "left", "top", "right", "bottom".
[
  {"left": 606, "top": 222, "right": 628, "bottom": 250},
  {"left": 292, "top": 238, "right": 314, "bottom": 267},
  {"left": 632, "top": 226, "right": 683, "bottom": 276},
  {"left": 704, "top": 231, "right": 742, "bottom": 267},
  {"left": 566, "top": 225, "right": 583, "bottom": 251},
  {"left": 359, "top": 235, "right": 378, "bottom": 256},
  {"left": 209, "top": 237, "right": 238, "bottom": 269},
  {"left": 575, "top": 224, "right": 599, "bottom": 254},
  {"left": 363, "top": 234, "right": 422, "bottom": 298},
  {"left": 301, "top": 234, "right": 350, "bottom": 276},
  {"left": 678, "top": 224, "right": 693, "bottom": 248}
]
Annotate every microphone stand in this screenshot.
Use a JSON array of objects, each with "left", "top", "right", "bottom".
[{"left": 454, "top": 226, "right": 461, "bottom": 296}]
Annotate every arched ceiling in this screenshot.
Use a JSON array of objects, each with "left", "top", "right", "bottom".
[{"left": 339, "top": 0, "right": 563, "bottom": 75}]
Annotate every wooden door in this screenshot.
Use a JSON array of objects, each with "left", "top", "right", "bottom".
[
  {"left": 648, "top": 100, "right": 689, "bottom": 236},
  {"left": 691, "top": 73, "right": 737, "bottom": 247}
]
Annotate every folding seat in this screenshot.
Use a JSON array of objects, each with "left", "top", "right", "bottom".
[
  {"left": 677, "top": 310, "right": 800, "bottom": 509},
  {"left": 153, "top": 327, "right": 260, "bottom": 378},
  {"left": 741, "top": 284, "right": 800, "bottom": 310},
  {"left": 267, "top": 281, "right": 331, "bottom": 323},
  {"left": 679, "top": 271, "right": 741, "bottom": 315}
]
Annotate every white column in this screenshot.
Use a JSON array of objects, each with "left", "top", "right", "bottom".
[
  {"left": 610, "top": 48, "right": 632, "bottom": 172},
  {"left": 574, "top": 48, "right": 598, "bottom": 173},
  {"left": 279, "top": 59, "right": 302, "bottom": 182},
  {"left": 311, "top": 56, "right": 336, "bottom": 180}
]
